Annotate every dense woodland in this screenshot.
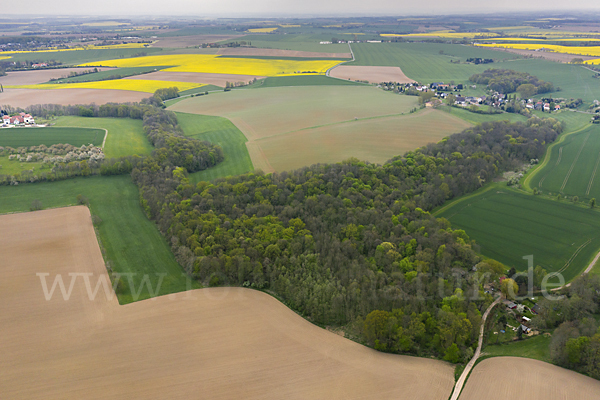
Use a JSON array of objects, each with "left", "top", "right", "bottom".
[
  {"left": 533, "top": 275, "right": 600, "bottom": 379},
  {"left": 470, "top": 69, "right": 554, "bottom": 96},
  {"left": 5, "top": 96, "right": 565, "bottom": 362},
  {"left": 132, "top": 116, "right": 562, "bottom": 362}
]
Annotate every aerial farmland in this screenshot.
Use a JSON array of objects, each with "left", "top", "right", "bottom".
[{"left": 2, "top": 8, "right": 600, "bottom": 400}]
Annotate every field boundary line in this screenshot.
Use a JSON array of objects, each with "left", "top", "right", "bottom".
[
  {"left": 560, "top": 131, "right": 590, "bottom": 192},
  {"left": 450, "top": 297, "right": 501, "bottom": 400},
  {"left": 522, "top": 125, "right": 591, "bottom": 192},
  {"left": 587, "top": 151, "right": 600, "bottom": 195},
  {"left": 557, "top": 238, "right": 592, "bottom": 275},
  {"left": 432, "top": 184, "right": 497, "bottom": 216},
  {"left": 556, "top": 146, "right": 562, "bottom": 166}
]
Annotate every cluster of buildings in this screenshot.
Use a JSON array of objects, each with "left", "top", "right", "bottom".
[{"left": 1, "top": 112, "right": 35, "bottom": 126}]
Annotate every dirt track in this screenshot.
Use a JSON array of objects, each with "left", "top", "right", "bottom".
[
  {"left": 0, "top": 206, "right": 455, "bottom": 400},
  {"left": 459, "top": 357, "right": 600, "bottom": 399},
  {"left": 0, "top": 88, "right": 147, "bottom": 108},
  {"left": 330, "top": 65, "right": 416, "bottom": 83}
]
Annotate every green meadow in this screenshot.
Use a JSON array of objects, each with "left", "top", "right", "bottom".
[{"left": 0, "top": 126, "right": 104, "bottom": 147}]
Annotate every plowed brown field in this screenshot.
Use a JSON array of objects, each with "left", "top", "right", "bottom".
[
  {"left": 0, "top": 67, "right": 114, "bottom": 85},
  {"left": 0, "top": 88, "right": 147, "bottom": 108},
  {"left": 459, "top": 357, "right": 600, "bottom": 399},
  {"left": 0, "top": 206, "right": 455, "bottom": 400},
  {"left": 125, "top": 71, "right": 265, "bottom": 87},
  {"left": 330, "top": 65, "right": 416, "bottom": 83}
]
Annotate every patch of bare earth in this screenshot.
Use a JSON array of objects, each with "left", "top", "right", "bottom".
[
  {"left": 459, "top": 357, "right": 600, "bottom": 400},
  {"left": 0, "top": 67, "right": 114, "bottom": 86},
  {"left": 330, "top": 66, "right": 415, "bottom": 84},
  {"left": 485, "top": 47, "right": 596, "bottom": 63},
  {"left": 151, "top": 35, "right": 245, "bottom": 48},
  {"left": 0, "top": 88, "right": 147, "bottom": 108},
  {"left": 125, "top": 71, "right": 265, "bottom": 87},
  {"left": 217, "top": 47, "right": 351, "bottom": 58},
  {"left": 0, "top": 206, "right": 455, "bottom": 400}
]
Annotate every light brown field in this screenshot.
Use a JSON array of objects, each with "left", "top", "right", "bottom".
[
  {"left": 251, "top": 108, "right": 472, "bottom": 172},
  {"left": 0, "top": 67, "right": 114, "bottom": 86},
  {"left": 330, "top": 65, "right": 416, "bottom": 83},
  {"left": 460, "top": 357, "right": 600, "bottom": 399},
  {"left": 0, "top": 88, "right": 147, "bottom": 108},
  {"left": 151, "top": 35, "right": 245, "bottom": 48},
  {"left": 168, "top": 86, "right": 470, "bottom": 172},
  {"left": 487, "top": 47, "right": 596, "bottom": 63},
  {"left": 0, "top": 206, "right": 455, "bottom": 400},
  {"left": 169, "top": 86, "right": 419, "bottom": 141},
  {"left": 125, "top": 71, "right": 265, "bottom": 87},
  {"left": 216, "top": 47, "right": 352, "bottom": 58}
]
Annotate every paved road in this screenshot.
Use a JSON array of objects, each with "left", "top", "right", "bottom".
[{"left": 450, "top": 296, "right": 501, "bottom": 400}]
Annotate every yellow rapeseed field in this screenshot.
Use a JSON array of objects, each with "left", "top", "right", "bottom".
[
  {"left": 476, "top": 43, "right": 600, "bottom": 57},
  {"left": 381, "top": 31, "right": 500, "bottom": 39},
  {"left": 247, "top": 27, "right": 278, "bottom": 33},
  {"left": 0, "top": 43, "right": 150, "bottom": 55},
  {"left": 478, "top": 37, "right": 600, "bottom": 42},
  {"left": 6, "top": 79, "right": 205, "bottom": 93},
  {"left": 78, "top": 54, "right": 343, "bottom": 76}
]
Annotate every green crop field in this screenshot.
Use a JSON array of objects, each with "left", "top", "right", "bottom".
[
  {"left": 248, "top": 75, "right": 364, "bottom": 88},
  {"left": 46, "top": 66, "right": 167, "bottom": 83},
  {"left": 0, "top": 175, "right": 199, "bottom": 303},
  {"left": 347, "top": 42, "right": 520, "bottom": 83},
  {"left": 220, "top": 34, "right": 351, "bottom": 53},
  {"left": 4, "top": 47, "right": 164, "bottom": 65},
  {"left": 442, "top": 107, "right": 528, "bottom": 125},
  {"left": 436, "top": 185, "right": 600, "bottom": 282},
  {"left": 51, "top": 116, "right": 153, "bottom": 158},
  {"left": 175, "top": 112, "right": 254, "bottom": 183},
  {"left": 0, "top": 126, "right": 104, "bottom": 147},
  {"left": 527, "top": 124, "right": 600, "bottom": 201}
]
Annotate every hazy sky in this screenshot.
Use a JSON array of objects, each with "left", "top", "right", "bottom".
[{"left": 15, "top": 0, "right": 600, "bottom": 17}]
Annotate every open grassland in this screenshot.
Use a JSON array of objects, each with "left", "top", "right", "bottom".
[
  {"left": 51, "top": 116, "right": 152, "bottom": 158},
  {"left": 442, "top": 107, "right": 527, "bottom": 125},
  {"left": 250, "top": 75, "right": 364, "bottom": 87},
  {"left": 0, "top": 126, "right": 104, "bottom": 147},
  {"left": 7, "top": 79, "right": 205, "bottom": 94},
  {"left": 0, "top": 176, "right": 194, "bottom": 303},
  {"left": 220, "top": 34, "right": 351, "bottom": 53},
  {"left": 175, "top": 112, "right": 254, "bottom": 183},
  {"left": 482, "top": 335, "right": 551, "bottom": 363},
  {"left": 437, "top": 185, "right": 600, "bottom": 282},
  {"left": 78, "top": 54, "right": 344, "bottom": 76},
  {"left": 459, "top": 357, "right": 600, "bottom": 400},
  {"left": 3, "top": 47, "right": 164, "bottom": 65},
  {"left": 0, "top": 156, "right": 43, "bottom": 175},
  {"left": 250, "top": 108, "right": 471, "bottom": 172},
  {"left": 169, "top": 86, "right": 418, "bottom": 141},
  {"left": 527, "top": 124, "right": 600, "bottom": 201},
  {"left": 0, "top": 206, "right": 455, "bottom": 400},
  {"left": 0, "top": 88, "right": 148, "bottom": 108},
  {"left": 348, "top": 42, "right": 518, "bottom": 83}
]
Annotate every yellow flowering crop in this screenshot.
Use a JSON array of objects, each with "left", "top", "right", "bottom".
[
  {"left": 78, "top": 54, "right": 343, "bottom": 76},
  {"left": 0, "top": 43, "right": 150, "bottom": 55},
  {"left": 6, "top": 79, "right": 205, "bottom": 93},
  {"left": 247, "top": 27, "right": 278, "bottom": 33},
  {"left": 476, "top": 43, "right": 600, "bottom": 57},
  {"left": 381, "top": 31, "right": 500, "bottom": 39}
]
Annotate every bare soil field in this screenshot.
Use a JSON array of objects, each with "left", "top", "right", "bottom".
[
  {"left": 487, "top": 47, "right": 596, "bottom": 63},
  {"left": 250, "top": 108, "right": 471, "bottom": 172},
  {"left": 0, "top": 88, "right": 147, "bottom": 108},
  {"left": 217, "top": 47, "right": 352, "bottom": 58},
  {"left": 459, "top": 357, "right": 600, "bottom": 400},
  {"left": 168, "top": 86, "right": 418, "bottom": 141},
  {"left": 151, "top": 35, "right": 244, "bottom": 48},
  {"left": 0, "top": 67, "right": 114, "bottom": 86},
  {"left": 125, "top": 71, "right": 265, "bottom": 87},
  {"left": 330, "top": 65, "right": 416, "bottom": 83},
  {"left": 0, "top": 206, "right": 455, "bottom": 400}
]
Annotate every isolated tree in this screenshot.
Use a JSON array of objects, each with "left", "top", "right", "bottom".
[
  {"left": 591, "top": 198, "right": 596, "bottom": 209},
  {"left": 445, "top": 93, "right": 456, "bottom": 106},
  {"left": 517, "top": 83, "right": 537, "bottom": 100},
  {"left": 501, "top": 278, "right": 519, "bottom": 300},
  {"left": 573, "top": 196, "right": 579, "bottom": 203},
  {"left": 30, "top": 199, "right": 42, "bottom": 211}
]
